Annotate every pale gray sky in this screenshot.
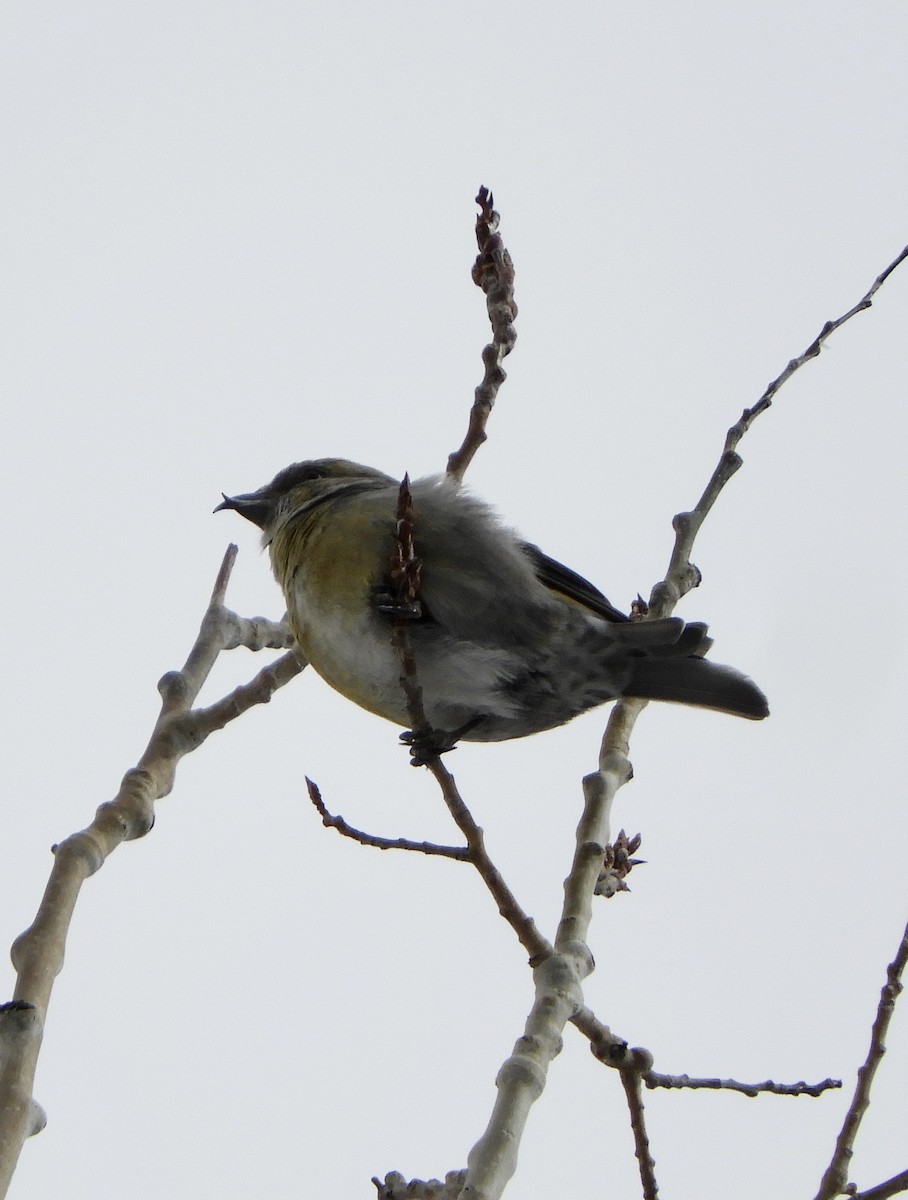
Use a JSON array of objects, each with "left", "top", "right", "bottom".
[{"left": 3, "top": 3, "right": 907, "bottom": 1197}]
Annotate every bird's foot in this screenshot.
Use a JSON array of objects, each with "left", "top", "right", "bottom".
[
  {"left": 399, "top": 716, "right": 485, "bottom": 766},
  {"left": 372, "top": 589, "right": 423, "bottom": 621}
]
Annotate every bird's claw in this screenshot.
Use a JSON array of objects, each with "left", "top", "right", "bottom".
[
  {"left": 399, "top": 715, "right": 486, "bottom": 766},
  {"left": 372, "top": 590, "right": 423, "bottom": 620},
  {"left": 399, "top": 726, "right": 459, "bottom": 766}
]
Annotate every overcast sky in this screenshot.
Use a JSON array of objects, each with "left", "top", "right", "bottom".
[{"left": 3, "top": 3, "right": 908, "bottom": 1198}]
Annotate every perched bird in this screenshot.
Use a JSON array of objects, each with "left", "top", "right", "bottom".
[{"left": 216, "top": 458, "right": 768, "bottom": 749}]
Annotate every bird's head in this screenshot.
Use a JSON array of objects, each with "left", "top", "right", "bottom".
[{"left": 215, "top": 458, "right": 396, "bottom": 538}]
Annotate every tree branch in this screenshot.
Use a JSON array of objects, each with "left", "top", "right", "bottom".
[
  {"left": 373, "top": 205, "right": 908, "bottom": 1200},
  {"left": 645, "top": 1071, "right": 841, "bottom": 1098},
  {"left": 651, "top": 241, "right": 908, "bottom": 617},
  {"left": 447, "top": 186, "right": 518, "bottom": 482},
  {"left": 813, "top": 916, "right": 908, "bottom": 1200},
  {"left": 456, "top": 736, "right": 627, "bottom": 1198},
  {"left": 425, "top": 760, "right": 552, "bottom": 963},
  {"left": 851, "top": 1168, "right": 908, "bottom": 1200},
  {"left": 0, "top": 546, "right": 303, "bottom": 1198},
  {"left": 305, "top": 777, "right": 470, "bottom": 860},
  {"left": 620, "top": 1065, "right": 659, "bottom": 1200}
]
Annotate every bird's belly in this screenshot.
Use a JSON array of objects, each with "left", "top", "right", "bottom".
[
  {"left": 294, "top": 608, "right": 413, "bottom": 726},
  {"left": 291, "top": 598, "right": 533, "bottom": 736},
  {"left": 282, "top": 548, "right": 573, "bottom": 739}
]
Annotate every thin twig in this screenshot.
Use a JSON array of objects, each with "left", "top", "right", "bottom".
[
  {"left": 645, "top": 1072, "right": 841, "bottom": 1098},
  {"left": 375, "top": 478, "right": 648, "bottom": 1051},
  {"left": 305, "top": 778, "right": 469, "bottom": 860},
  {"left": 851, "top": 1168, "right": 908, "bottom": 1200},
  {"left": 385, "top": 474, "right": 551, "bottom": 961},
  {"left": 813, "top": 916, "right": 908, "bottom": 1200},
  {"left": 550, "top": 247, "right": 908, "bottom": 913},
  {"left": 425, "top": 759, "right": 551, "bottom": 962},
  {"left": 447, "top": 187, "right": 518, "bottom": 481},
  {"left": 619, "top": 1067, "right": 659, "bottom": 1200},
  {"left": 584, "top": 1025, "right": 841, "bottom": 1098},
  {"left": 388, "top": 475, "right": 431, "bottom": 738},
  {"left": 738, "top": 243, "right": 908, "bottom": 431},
  {"left": 650, "top": 242, "right": 908, "bottom": 617}
]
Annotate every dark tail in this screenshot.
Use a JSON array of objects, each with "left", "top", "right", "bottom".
[{"left": 625, "top": 657, "right": 769, "bottom": 720}]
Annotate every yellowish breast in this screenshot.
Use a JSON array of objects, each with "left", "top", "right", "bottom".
[{"left": 269, "top": 497, "right": 407, "bottom": 722}]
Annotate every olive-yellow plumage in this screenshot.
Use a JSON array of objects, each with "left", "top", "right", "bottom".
[{"left": 217, "top": 458, "right": 768, "bottom": 743}]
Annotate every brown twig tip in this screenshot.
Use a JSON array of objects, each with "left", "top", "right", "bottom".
[
  {"left": 471, "top": 185, "right": 517, "bottom": 324},
  {"left": 387, "top": 475, "right": 430, "bottom": 747},
  {"left": 305, "top": 775, "right": 469, "bottom": 859},
  {"left": 472, "top": 187, "right": 511, "bottom": 286},
  {"left": 389, "top": 475, "right": 422, "bottom": 615},
  {"left": 447, "top": 187, "right": 519, "bottom": 482},
  {"left": 473, "top": 186, "right": 498, "bottom": 255}
]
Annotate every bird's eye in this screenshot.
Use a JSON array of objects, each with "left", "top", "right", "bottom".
[{"left": 273, "top": 462, "right": 324, "bottom": 491}]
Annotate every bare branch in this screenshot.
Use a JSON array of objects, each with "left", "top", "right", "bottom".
[
  {"left": 575, "top": 1006, "right": 635, "bottom": 1064},
  {"left": 650, "top": 242, "right": 908, "bottom": 617},
  {"left": 556, "top": 749, "right": 632, "bottom": 948},
  {"left": 425, "top": 760, "right": 551, "bottom": 962},
  {"left": 742, "top": 243, "right": 908, "bottom": 428},
  {"left": 562, "top": 244, "right": 908, "bottom": 1195},
  {"left": 379, "top": 474, "right": 550, "bottom": 958},
  {"left": 447, "top": 187, "right": 518, "bottom": 481},
  {"left": 305, "top": 777, "right": 469, "bottom": 860},
  {"left": 0, "top": 546, "right": 303, "bottom": 1197},
  {"left": 458, "top": 736, "right": 629, "bottom": 1197},
  {"left": 814, "top": 916, "right": 908, "bottom": 1200},
  {"left": 0, "top": 1004, "right": 46, "bottom": 1182},
  {"left": 645, "top": 1072, "right": 841, "bottom": 1098},
  {"left": 377, "top": 464, "right": 569, "bottom": 1199},
  {"left": 378, "top": 478, "right": 653, "bottom": 1071},
  {"left": 375, "top": 224, "right": 908, "bottom": 1200},
  {"left": 619, "top": 1066, "right": 659, "bottom": 1200},
  {"left": 209, "top": 541, "right": 238, "bottom": 604},
  {"left": 171, "top": 545, "right": 296, "bottom": 705},
  {"left": 583, "top": 1017, "right": 840, "bottom": 1100},
  {"left": 852, "top": 1168, "right": 908, "bottom": 1200},
  {"left": 388, "top": 475, "right": 431, "bottom": 742}
]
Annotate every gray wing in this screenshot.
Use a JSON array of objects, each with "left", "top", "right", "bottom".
[
  {"left": 405, "top": 479, "right": 688, "bottom": 653},
  {"left": 407, "top": 480, "right": 565, "bottom": 648},
  {"left": 520, "top": 543, "right": 629, "bottom": 622}
]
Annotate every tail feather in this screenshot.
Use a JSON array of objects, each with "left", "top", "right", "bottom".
[
  {"left": 625, "top": 657, "right": 769, "bottom": 720},
  {"left": 607, "top": 617, "right": 712, "bottom": 655},
  {"left": 606, "top": 616, "right": 685, "bottom": 647}
]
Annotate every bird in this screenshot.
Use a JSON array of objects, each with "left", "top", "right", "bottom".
[{"left": 216, "top": 458, "right": 768, "bottom": 753}]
